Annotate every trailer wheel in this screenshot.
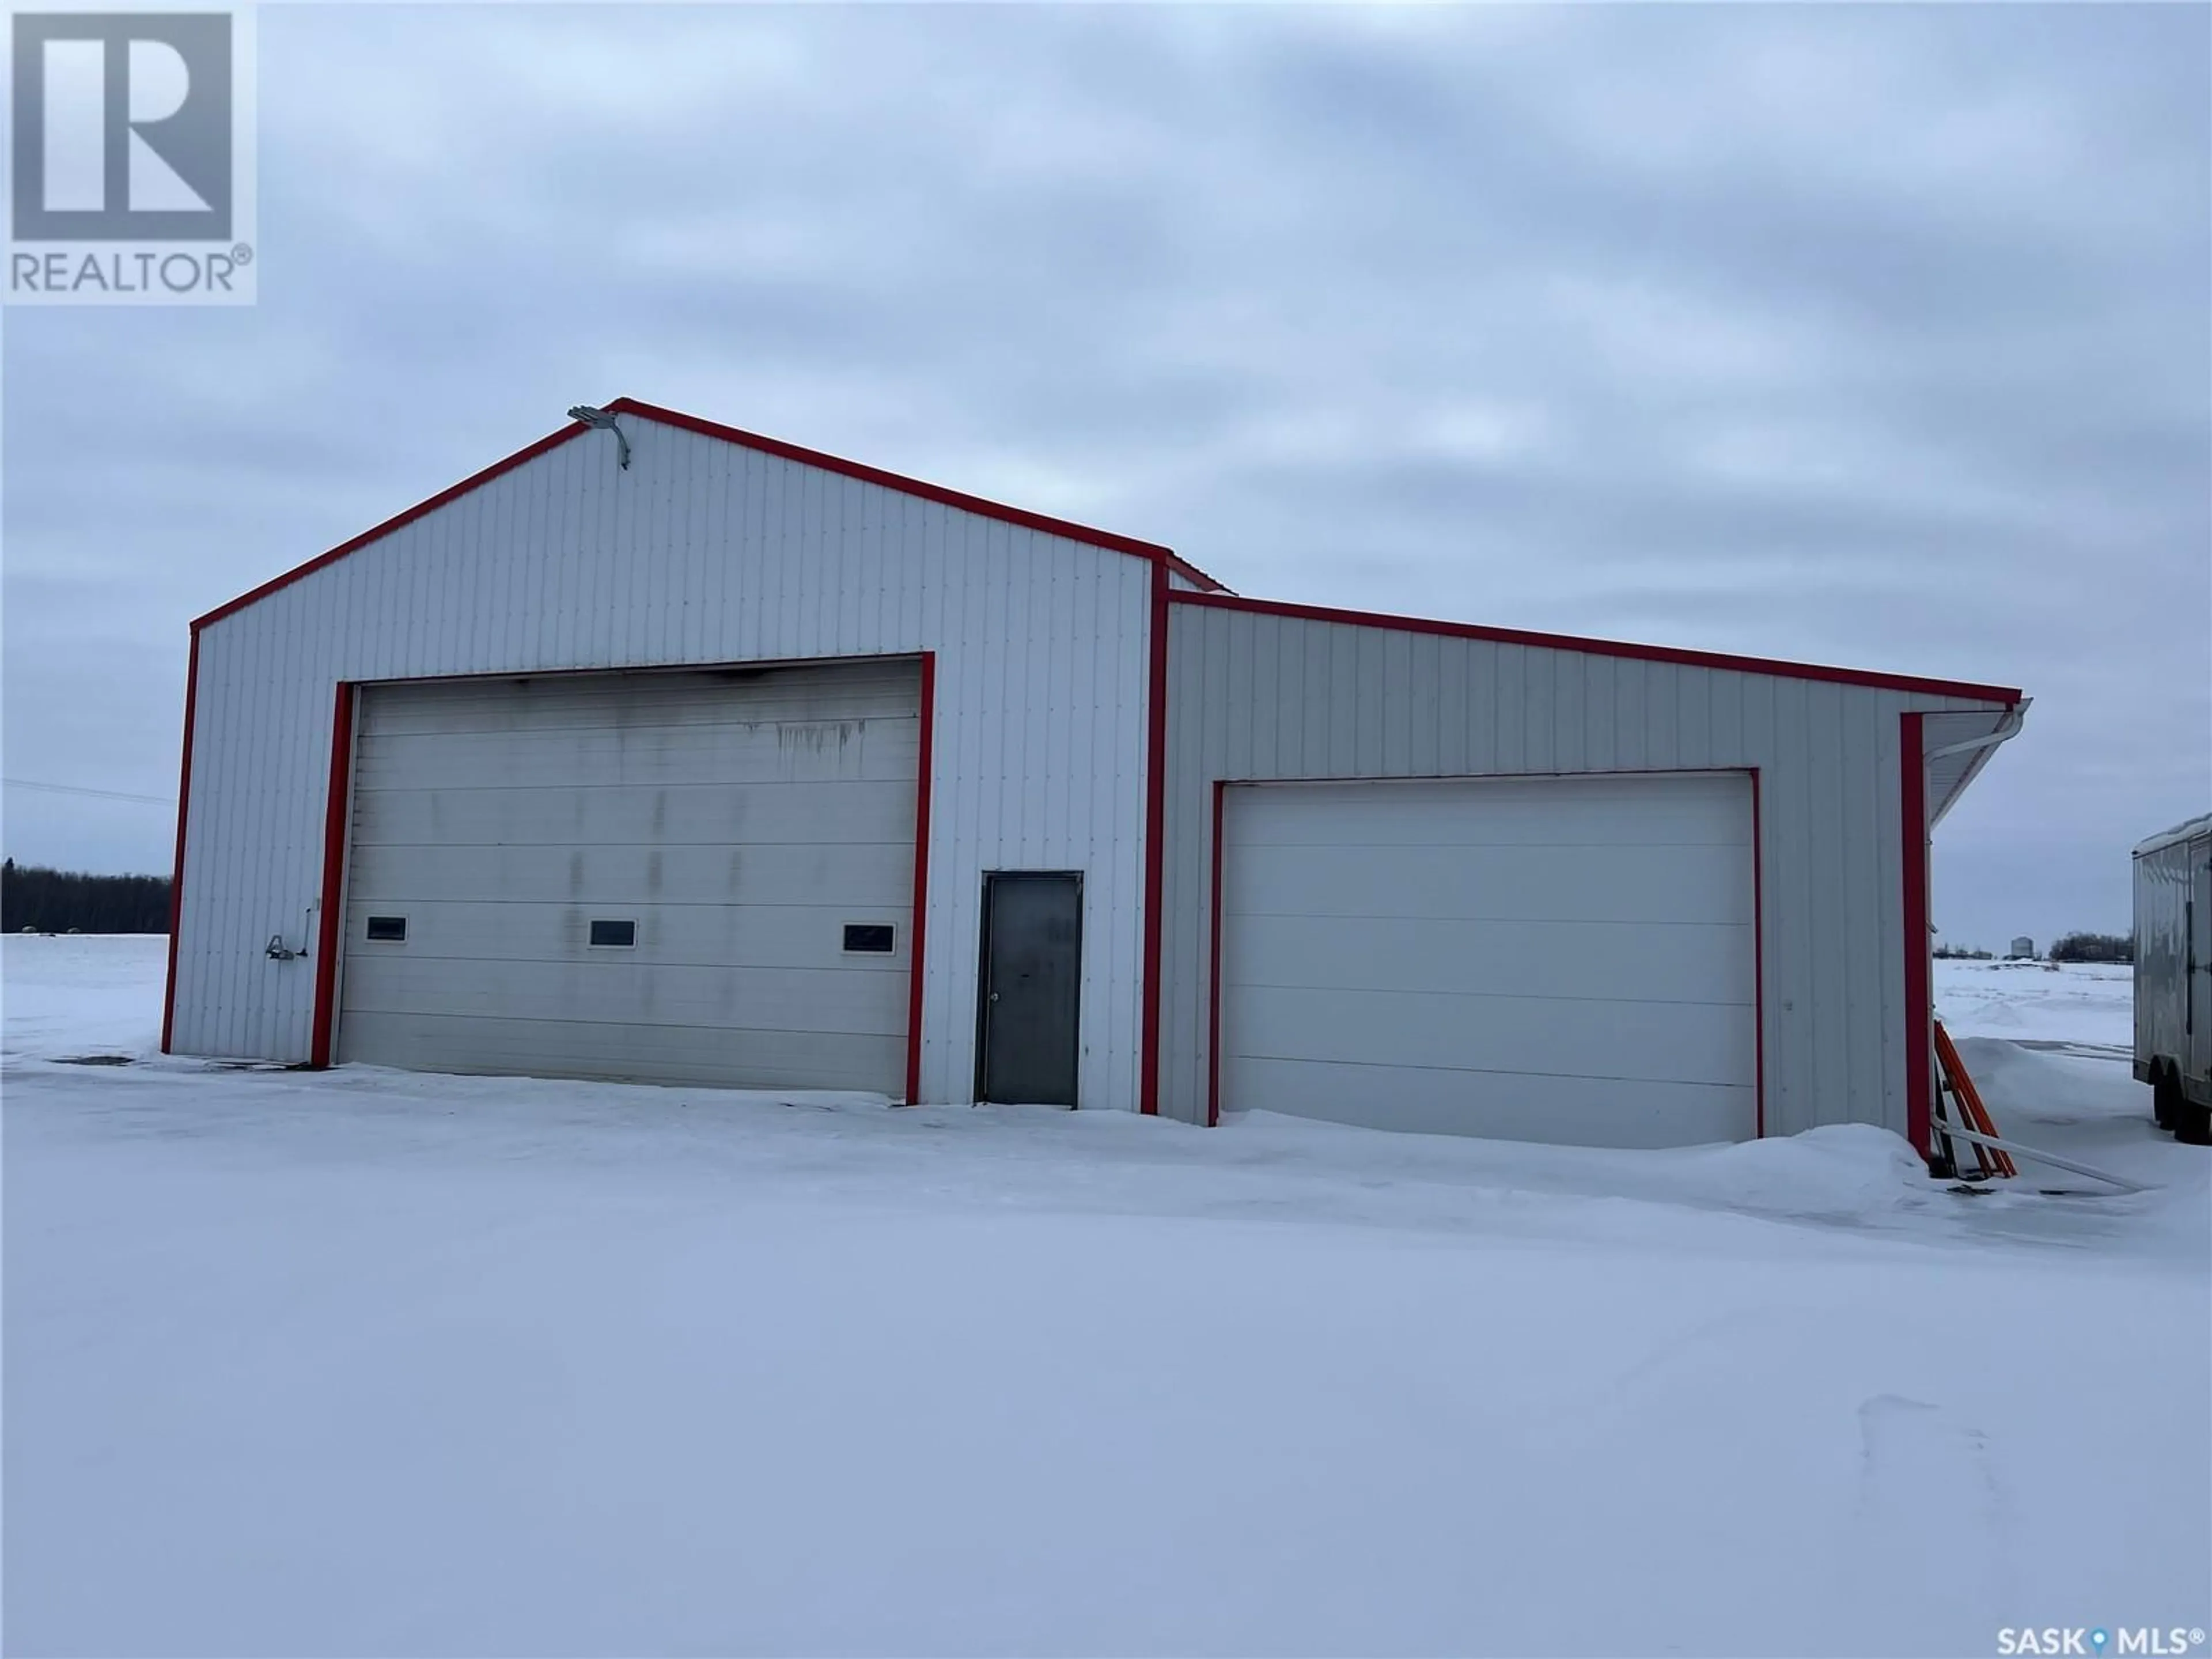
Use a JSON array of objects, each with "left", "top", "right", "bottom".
[
  {"left": 2176, "top": 1094, "right": 2212, "bottom": 1146},
  {"left": 2152, "top": 1063, "right": 2179, "bottom": 1130}
]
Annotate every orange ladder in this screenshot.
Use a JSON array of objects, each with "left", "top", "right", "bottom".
[{"left": 1934, "top": 1021, "right": 2016, "bottom": 1179}]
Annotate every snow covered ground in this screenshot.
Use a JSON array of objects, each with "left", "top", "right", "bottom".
[
  {"left": 1936, "top": 956, "right": 2137, "bottom": 1052},
  {"left": 5, "top": 936, "right": 2206, "bottom": 1657}
]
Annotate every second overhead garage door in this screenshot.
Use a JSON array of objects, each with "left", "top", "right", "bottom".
[
  {"left": 336, "top": 660, "right": 922, "bottom": 1094},
  {"left": 1216, "top": 772, "right": 1758, "bottom": 1146}
]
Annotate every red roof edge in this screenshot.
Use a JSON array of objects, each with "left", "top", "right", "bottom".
[
  {"left": 1169, "top": 590, "right": 2022, "bottom": 706},
  {"left": 193, "top": 419, "right": 592, "bottom": 630},
  {"left": 606, "top": 398, "right": 1225, "bottom": 592},
  {"left": 193, "top": 399, "right": 1224, "bottom": 632}
]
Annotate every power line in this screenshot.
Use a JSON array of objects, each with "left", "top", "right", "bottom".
[{"left": 3, "top": 778, "right": 176, "bottom": 807}]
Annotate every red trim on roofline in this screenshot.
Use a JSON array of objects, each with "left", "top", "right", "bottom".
[
  {"left": 193, "top": 400, "right": 1221, "bottom": 632},
  {"left": 158, "top": 630, "right": 199, "bottom": 1054},
  {"left": 1169, "top": 590, "right": 2021, "bottom": 707},
  {"left": 194, "top": 425, "right": 593, "bottom": 631},
  {"left": 605, "top": 399, "right": 1224, "bottom": 593}
]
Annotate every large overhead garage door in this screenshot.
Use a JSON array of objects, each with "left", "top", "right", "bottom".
[
  {"left": 336, "top": 660, "right": 921, "bottom": 1094},
  {"left": 1217, "top": 772, "right": 1756, "bottom": 1146}
]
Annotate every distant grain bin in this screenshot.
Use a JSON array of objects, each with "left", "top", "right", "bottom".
[{"left": 2009, "top": 936, "right": 2036, "bottom": 959}]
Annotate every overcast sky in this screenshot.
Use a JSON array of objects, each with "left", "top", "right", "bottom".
[{"left": 3, "top": 3, "right": 2206, "bottom": 949}]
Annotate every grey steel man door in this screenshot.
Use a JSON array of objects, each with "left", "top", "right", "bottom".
[{"left": 976, "top": 872, "right": 1082, "bottom": 1105}]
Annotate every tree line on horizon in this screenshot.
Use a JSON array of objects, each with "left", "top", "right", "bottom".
[
  {"left": 2, "top": 860, "right": 171, "bottom": 934},
  {"left": 2048, "top": 931, "right": 2133, "bottom": 964},
  {"left": 1936, "top": 933, "right": 2134, "bottom": 964}
]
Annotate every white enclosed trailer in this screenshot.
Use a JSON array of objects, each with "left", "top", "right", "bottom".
[{"left": 2134, "top": 812, "right": 2212, "bottom": 1142}]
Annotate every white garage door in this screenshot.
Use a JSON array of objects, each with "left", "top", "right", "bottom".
[
  {"left": 1218, "top": 772, "right": 1756, "bottom": 1146},
  {"left": 337, "top": 661, "right": 921, "bottom": 1093}
]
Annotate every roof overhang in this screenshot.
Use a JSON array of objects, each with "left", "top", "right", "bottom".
[{"left": 1922, "top": 700, "right": 2031, "bottom": 830}]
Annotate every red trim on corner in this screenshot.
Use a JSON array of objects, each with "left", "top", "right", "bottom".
[
  {"left": 1206, "top": 780, "right": 1226, "bottom": 1128},
  {"left": 607, "top": 399, "right": 1219, "bottom": 588},
  {"left": 1138, "top": 562, "right": 1171, "bottom": 1115},
  {"left": 158, "top": 630, "right": 200, "bottom": 1054},
  {"left": 308, "top": 683, "right": 357, "bottom": 1069},
  {"left": 1749, "top": 768, "right": 1766, "bottom": 1139},
  {"left": 1900, "top": 713, "right": 1933, "bottom": 1162},
  {"left": 1168, "top": 589, "right": 2021, "bottom": 708},
  {"left": 903, "top": 652, "right": 937, "bottom": 1105},
  {"left": 192, "top": 400, "right": 1222, "bottom": 635}
]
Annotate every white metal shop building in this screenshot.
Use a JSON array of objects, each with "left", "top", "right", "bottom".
[{"left": 164, "top": 399, "right": 2027, "bottom": 1159}]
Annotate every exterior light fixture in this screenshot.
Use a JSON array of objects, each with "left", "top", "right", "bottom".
[{"left": 567, "top": 404, "right": 631, "bottom": 469}]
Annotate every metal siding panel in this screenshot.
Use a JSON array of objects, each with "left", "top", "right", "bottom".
[
  {"left": 1251, "top": 609, "right": 1281, "bottom": 778},
  {"left": 1213, "top": 607, "right": 1249, "bottom": 1111},
  {"left": 198, "top": 626, "right": 236, "bottom": 1054},
  {"left": 1581, "top": 653, "right": 1615, "bottom": 772},
  {"left": 830, "top": 457, "right": 858, "bottom": 657},
  {"left": 1707, "top": 669, "right": 1745, "bottom": 764},
  {"left": 1319, "top": 619, "right": 1344, "bottom": 778},
  {"left": 1873, "top": 692, "right": 1909, "bottom": 1138},
  {"left": 1075, "top": 555, "right": 1105, "bottom": 1100},
  {"left": 1644, "top": 663, "right": 1680, "bottom": 770},
  {"left": 1768, "top": 676, "right": 1812, "bottom": 1135},
  {"left": 1612, "top": 657, "right": 1646, "bottom": 769},
  {"left": 1552, "top": 650, "right": 1585, "bottom": 772},
  {"left": 1465, "top": 640, "right": 1497, "bottom": 774},
  {"left": 1677, "top": 666, "right": 1712, "bottom": 770},
  {"left": 1111, "top": 556, "right": 1150, "bottom": 1112},
  {"left": 1023, "top": 531, "right": 1050, "bottom": 863},
  {"left": 1354, "top": 629, "right": 1384, "bottom": 775},
  {"left": 174, "top": 413, "right": 1154, "bottom": 1110},
  {"left": 1044, "top": 548, "right": 1071, "bottom": 864},
  {"left": 1408, "top": 631, "right": 1440, "bottom": 776},
  {"left": 1299, "top": 623, "right": 1330, "bottom": 777},
  {"left": 1381, "top": 629, "right": 1412, "bottom": 775},
  {"left": 1437, "top": 637, "right": 1469, "bottom": 774},
  {"left": 1839, "top": 694, "right": 1882, "bottom": 1127},
  {"left": 1742, "top": 672, "right": 1777, "bottom": 765},
  {"left": 1524, "top": 649, "right": 1557, "bottom": 773},
  {"left": 1157, "top": 603, "right": 1210, "bottom": 1121},
  {"left": 217, "top": 622, "right": 261, "bottom": 1051},
  {"left": 1495, "top": 646, "right": 1526, "bottom": 772}
]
